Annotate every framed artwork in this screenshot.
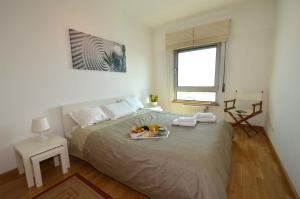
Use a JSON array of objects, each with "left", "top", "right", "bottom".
[{"left": 69, "top": 29, "right": 126, "bottom": 72}]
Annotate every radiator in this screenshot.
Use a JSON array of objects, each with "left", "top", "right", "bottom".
[{"left": 171, "top": 103, "right": 207, "bottom": 114}]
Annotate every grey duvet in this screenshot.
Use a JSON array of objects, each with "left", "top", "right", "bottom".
[{"left": 72, "top": 111, "right": 233, "bottom": 199}]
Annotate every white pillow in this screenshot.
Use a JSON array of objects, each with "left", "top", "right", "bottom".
[
  {"left": 69, "top": 107, "right": 109, "bottom": 128},
  {"left": 102, "top": 101, "right": 135, "bottom": 120},
  {"left": 124, "top": 96, "right": 144, "bottom": 111}
]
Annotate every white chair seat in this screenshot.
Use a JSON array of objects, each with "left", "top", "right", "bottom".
[{"left": 227, "top": 108, "right": 252, "bottom": 116}]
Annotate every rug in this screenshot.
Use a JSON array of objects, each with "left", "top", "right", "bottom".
[{"left": 32, "top": 173, "right": 113, "bottom": 199}]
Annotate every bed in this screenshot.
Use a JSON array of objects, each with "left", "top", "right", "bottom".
[{"left": 61, "top": 98, "right": 233, "bottom": 199}]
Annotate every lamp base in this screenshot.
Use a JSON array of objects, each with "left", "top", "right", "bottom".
[{"left": 40, "top": 132, "right": 48, "bottom": 141}]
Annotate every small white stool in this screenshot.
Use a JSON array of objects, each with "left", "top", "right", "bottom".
[{"left": 31, "top": 146, "right": 68, "bottom": 187}]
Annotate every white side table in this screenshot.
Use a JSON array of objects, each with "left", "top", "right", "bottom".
[
  {"left": 143, "top": 105, "right": 163, "bottom": 112},
  {"left": 31, "top": 146, "right": 68, "bottom": 187},
  {"left": 14, "top": 133, "right": 70, "bottom": 188}
]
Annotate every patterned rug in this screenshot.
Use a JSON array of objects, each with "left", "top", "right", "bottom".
[{"left": 32, "top": 173, "right": 113, "bottom": 199}]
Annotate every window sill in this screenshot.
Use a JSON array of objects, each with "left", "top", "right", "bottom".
[{"left": 172, "top": 100, "right": 219, "bottom": 106}]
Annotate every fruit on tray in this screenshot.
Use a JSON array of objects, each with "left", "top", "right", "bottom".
[
  {"left": 143, "top": 126, "right": 150, "bottom": 131},
  {"left": 148, "top": 123, "right": 160, "bottom": 132},
  {"left": 131, "top": 123, "right": 160, "bottom": 133},
  {"left": 131, "top": 126, "right": 144, "bottom": 133}
]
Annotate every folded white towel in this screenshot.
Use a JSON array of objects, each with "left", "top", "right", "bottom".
[
  {"left": 197, "top": 115, "right": 217, "bottom": 123},
  {"left": 194, "top": 112, "right": 214, "bottom": 119},
  {"left": 172, "top": 116, "right": 197, "bottom": 127}
]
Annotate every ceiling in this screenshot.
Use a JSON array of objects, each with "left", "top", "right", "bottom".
[{"left": 114, "top": 0, "right": 246, "bottom": 28}]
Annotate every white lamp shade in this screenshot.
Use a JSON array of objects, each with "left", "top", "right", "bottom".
[{"left": 31, "top": 117, "right": 50, "bottom": 133}]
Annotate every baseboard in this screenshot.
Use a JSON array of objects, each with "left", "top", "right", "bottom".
[{"left": 262, "top": 128, "right": 299, "bottom": 199}]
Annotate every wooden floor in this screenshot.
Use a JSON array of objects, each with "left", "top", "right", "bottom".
[
  {"left": 0, "top": 127, "right": 297, "bottom": 199},
  {"left": 227, "top": 128, "right": 296, "bottom": 199}
]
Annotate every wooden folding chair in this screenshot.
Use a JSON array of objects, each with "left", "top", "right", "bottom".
[{"left": 224, "top": 90, "right": 263, "bottom": 137}]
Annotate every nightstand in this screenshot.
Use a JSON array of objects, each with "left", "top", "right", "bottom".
[
  {"left": 143, "top": 105, "right": 163, "bottom": 112},
  {"left": 14, "top": 133, "right": 70, "bottom": 188}
]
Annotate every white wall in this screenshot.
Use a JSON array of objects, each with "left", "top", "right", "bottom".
[
  {"left": 266, "top": 0, "right": 300, "bottom": 195},
  {"left": 0, "top": 0, "right": 152, "bottom": 174},
  {"left": 152, "top": 0, "right": 276, "bottom": 125}
]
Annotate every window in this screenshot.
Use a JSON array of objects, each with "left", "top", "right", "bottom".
[{"left": 174, "top": 44, "right": 220, "bottom": 102}]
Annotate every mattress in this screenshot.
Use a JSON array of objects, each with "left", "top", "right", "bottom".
[{"left": 68, "top": 110, "right": 233, "bottom": 199}]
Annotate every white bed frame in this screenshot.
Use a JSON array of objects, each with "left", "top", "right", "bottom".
[{"left": 61, "top": 96, "right": 130, "bottom": 138}]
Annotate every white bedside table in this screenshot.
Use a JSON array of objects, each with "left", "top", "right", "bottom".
[
  {"left": 14, "top": 133, "right": 70, "bottom": 188},
  {"left": 143, "top": 105, "right": 163, "bottom": 111}
]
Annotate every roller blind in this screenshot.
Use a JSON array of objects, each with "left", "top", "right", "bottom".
[{"left": 166, "top": 19, "right": 231, "bottom": 50}]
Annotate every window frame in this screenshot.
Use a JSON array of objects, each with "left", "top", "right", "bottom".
[{"left": 173, "top": 43, "right": 221, "bottom": 102}]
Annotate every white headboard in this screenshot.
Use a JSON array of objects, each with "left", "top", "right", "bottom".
[{"left": 61, "top": 96, "right": 128, "bottom": 138}]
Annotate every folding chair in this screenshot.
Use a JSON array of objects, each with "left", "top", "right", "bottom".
[{"left": 224, "top": 90, "right": 263, "bottom": 137}]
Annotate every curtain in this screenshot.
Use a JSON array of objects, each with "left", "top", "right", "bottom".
[{"left": 166, "top": 19, "right": 231, "bottom": 50}]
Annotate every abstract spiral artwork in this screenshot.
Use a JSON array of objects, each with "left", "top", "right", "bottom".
[{"left": 69, "top": 29, "right": 126, "bottom": 72}]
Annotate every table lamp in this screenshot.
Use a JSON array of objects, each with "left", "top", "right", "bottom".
[
  {"left": 144, "top": 96, "right": 150, "bottom": 104},
  {"left": 31, "top": 117, "right": 50, "bottom": 140}
]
